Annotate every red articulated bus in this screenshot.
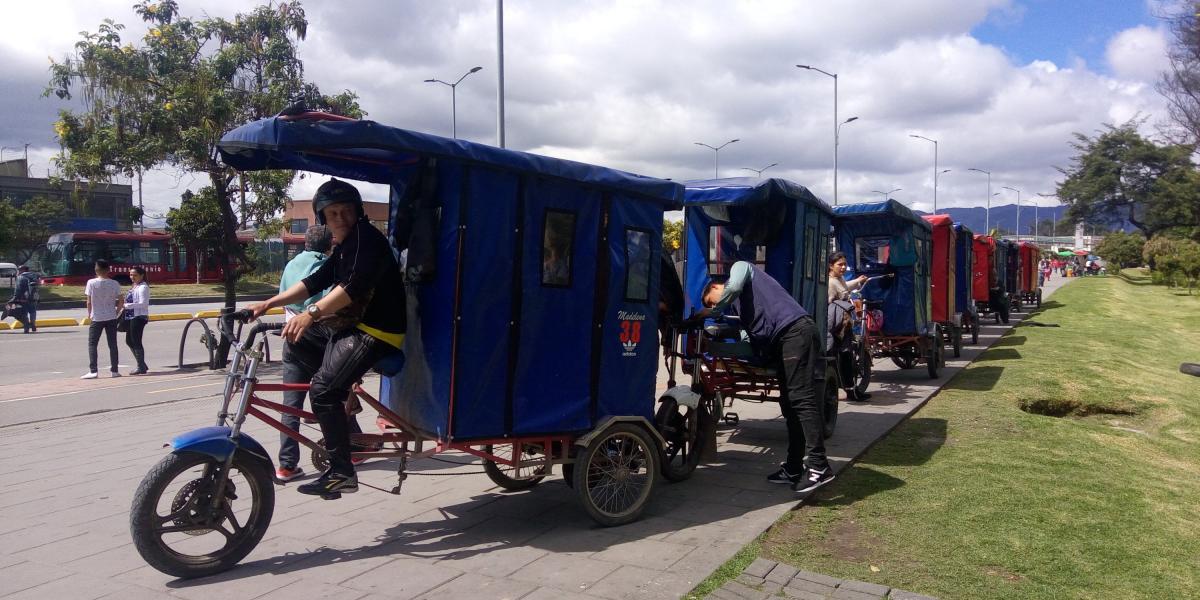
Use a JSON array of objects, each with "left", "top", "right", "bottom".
[{"left": 35, "top": 231, "right": 304, "bottom": 285}]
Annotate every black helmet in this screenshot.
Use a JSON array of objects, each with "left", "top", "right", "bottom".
[{"left": 312, "top": 178, "right": 364, "bottom": 225}]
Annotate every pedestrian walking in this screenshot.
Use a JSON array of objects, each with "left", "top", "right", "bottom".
[
  {"left": 82, "top": 259, "right": 123, "bottom": 379},
  {"left": 275, "top": 224, "right": 334, "bottom": 482},
  {"left": 6, "top": 265, "right": 40, "bottom": 333},
  {"left": 123, "top": 266, "right": 151, "bottom": 375}
]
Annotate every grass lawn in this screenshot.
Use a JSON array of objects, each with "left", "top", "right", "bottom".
[
  {"left": 755, "top": 270, "right": 1200, "bottom": 599},
  {"left": 37, "top": 280, "right": 279, "bottom": 302}
]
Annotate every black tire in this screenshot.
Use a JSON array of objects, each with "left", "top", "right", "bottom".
[
  {"left": 573, "top": 423, "right": 659, "bottom": 527},
  {"left": 483, "top": 443, "right": 548, "bottom": 491},
  {"left": 952, "top": 325, "right": 963, "bottom": 358},
  {"left": 654, "top": 396, "right": 706, "bottom": 482},
  {"left": 852, "top": 341, "right": 872, "bottom": 396},
  {"left": 1036, "top": 289, "right": 1042, "bottom": 308},
  {"left": 971, "top": 317, "right": 980, "bottom": 345},
  {"left": 890, "top": 346, "right": 918, "bottom": 369},
  {"left": 925, "top": 331, "right": 941, "bottom": 379},
  {"left": 130, "top": 451, "right": 274, "bottom": 579},
  {"left": 999, "top": 299, "right": 1010, "bottom": 324},
  {"left": 822, "top": 362, "right": 839, "bottom": 438}
]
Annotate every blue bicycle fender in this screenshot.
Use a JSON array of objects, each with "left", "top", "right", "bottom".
[{"left": 170, "top": 426, "right": 272, "bottom": 465}]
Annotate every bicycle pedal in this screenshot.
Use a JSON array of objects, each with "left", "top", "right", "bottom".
[{"left": 320, "top": 492, "right": 342, "bottom": 500}]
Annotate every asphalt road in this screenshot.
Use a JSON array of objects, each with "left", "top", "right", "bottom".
[{"left": 0, "top": 308, "right": 376, "bottom": 428}]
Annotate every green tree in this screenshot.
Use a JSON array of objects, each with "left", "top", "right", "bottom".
[
  {"left": 1056, "top": 121, "right": 1200, "bottom": 240},
  {"left": 1157, "top": 1, "right": 1200, "bottom": 145},
  {"left": 165, "top": 187, "right": 224, "bottom": 276},
  {"left": 46, "top": 0, "right": 361, "bottom": 309},
  {"left": 0, "top": 197, "right": 71, "bottom": 264},
  {"left": 662, "top": 218, "right": 684, "bottom": 256},
  {"left": 1094, "top": 231, "right": 1145, "bottom": 273}
]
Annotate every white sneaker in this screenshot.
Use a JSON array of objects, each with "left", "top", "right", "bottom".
[
  {"left": 81, "top": 372, "right": 98, "bottom": 380},
  {"left": 110, "top": 371, "right": 122, "bottom": 378}
]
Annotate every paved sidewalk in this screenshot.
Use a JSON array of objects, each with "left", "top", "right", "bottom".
[
  {"left": 0, "top": 277, "right": 1071, "bottom": 599},
  {"left": 715, "top": 558, "right": 936, "bottom": 600}
]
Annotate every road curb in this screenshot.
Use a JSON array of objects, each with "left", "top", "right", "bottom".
[{"left": 5, "top": 307, "right": 285, "bottom": 330}]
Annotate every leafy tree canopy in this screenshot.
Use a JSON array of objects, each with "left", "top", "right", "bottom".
[
  {"left": 46, "top": 0, "right": 362, "bottom": 306},
  {"left": 1056, "top": 121, "right": 1200, "bottom": 240},
  {"left": 0, "top": 197, "right": 71, "bottom": 264},
  {"left": 1157, "top": 1, "right": 1200, "bottom": 145},
  {"left": 1094, "top": 231, "right": 1145, "bottom": 272}
]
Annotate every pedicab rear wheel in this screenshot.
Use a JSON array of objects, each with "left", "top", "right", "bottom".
[
  {"left": 654, "top": 396, "right": 706, "bottom": 482},
  {"left": 971, "top": 316, "right": 980, "bottom": 344},
  {"left": 483, "top": 443, "right": 548, "bottom": 491},
  {"left": 822, "top": 361, "right": 839, "bottom": 438},
  {"left": 925, "top": 329, "right": 942, "bottom": 379},
  {"left": 573, "top": 422, "right": 659, "bottom": 527},
  {"left": 952, "top": 325, "right": 963, "bottom": 358},
  {"left": 890, "top": 345, "right": 918, "bottom": 369},
  {"left": 130, "top": 450, "right": 274, "bottom": 579},
  {"left": 852, "top": 341, "right": 872, "bottom": 396}
]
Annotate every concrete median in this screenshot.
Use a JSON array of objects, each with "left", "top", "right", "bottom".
[{"left": 8, "top": 306, "right": 289, "bottom": 331}]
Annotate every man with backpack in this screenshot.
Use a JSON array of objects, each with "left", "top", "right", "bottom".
[{"left": 7, "top": 265, "right": 40, "bottom": 334}]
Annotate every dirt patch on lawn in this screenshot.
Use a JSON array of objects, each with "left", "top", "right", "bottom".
[{"left": 762, "top": 505, "right": 885, "bottom": 565}]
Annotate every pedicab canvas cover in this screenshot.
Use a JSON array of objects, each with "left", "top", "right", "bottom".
[
  {"left": 953, "top": 223, "right": 975, "bottom": 314},
  {"left": 832, "top": 200, "right": 933, "bottom": 337},
  {"left": 1018, "top": 242, "right": 1040, "bottom": 293},
  {"left": 681, "top": 178, "right": 834, "bottom": 342},
  {"left": 921, "top": 215, "right": 955, "bottom": 323},
  {"left": 972, "top": 235, "right": 995, "bottom": 302},
  {"left": 218, "top": 114, "right": 683, "bottom": 441}
]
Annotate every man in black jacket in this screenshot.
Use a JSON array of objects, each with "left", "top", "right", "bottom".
[{"left": 250, "top": 178, "right": 405, "bottom": 497}]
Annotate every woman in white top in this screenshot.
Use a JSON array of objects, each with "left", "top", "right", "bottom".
[
  {"left": 123, "top": 266, "right": 151, "bottom": 375},
  {"left": 827, "top": 251, "right": 868, "bottom": 302}
]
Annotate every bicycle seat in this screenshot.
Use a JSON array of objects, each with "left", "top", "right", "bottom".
[{"left": 704, "top": 323, "right": 741, "bottom": 341}]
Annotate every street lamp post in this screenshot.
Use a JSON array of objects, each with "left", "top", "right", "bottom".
[
  {"left": 1002, "top": 186, "right": 1021, "bottom": 242},
  {"left": 967, "top": 168, "right": 991, "bottom": 233},
  {"left": 695, "top": 139, "right": 740, "bottom": 178},
  {"left": 741, "top": 163, "right": 778, "bottom": 178},
  {"left": 871, "top": 188, "right": 901, "bottom": 200},
  {"left": 909, "top": 134, "right": 938, "bottom": 212},
  {"left": 424, "top": 66, "right": 484, "bottom": 139},
  {"left": 796, "top": 64, "right": 845, "bottom": 205}
]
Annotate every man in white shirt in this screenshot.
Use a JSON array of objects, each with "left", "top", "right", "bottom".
[{"left": 82, "top": 259, "right": 124, "bottom": 379}]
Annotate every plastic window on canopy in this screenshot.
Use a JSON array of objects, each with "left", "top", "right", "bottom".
[
  {"left": 855, "top": 237, "right": 891, "bottom": 271},
  {"left": 624, "top": 228, "right": 652, "bottom": 302},
  {"left": 708, "top": 225, "right": 767, "bottom": 277},
  {"left": 541, "top": 209, "right": 576, "bottom": 287}
]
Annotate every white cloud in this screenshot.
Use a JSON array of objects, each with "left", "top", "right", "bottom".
[
  {"left": 0, "top": 0, "right": 1173, "bottom": 220},
  {"left": 1106, "top": 25, "right": 1169, "bottom": 82}
]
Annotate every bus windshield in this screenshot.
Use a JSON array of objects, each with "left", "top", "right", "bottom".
[{"left": 38, "top": 242, "right": 69, "bottom": 276}]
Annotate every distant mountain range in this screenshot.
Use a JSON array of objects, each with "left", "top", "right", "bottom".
[{"left": 911, "top": 203, "right": 1069, "bottom": 236}]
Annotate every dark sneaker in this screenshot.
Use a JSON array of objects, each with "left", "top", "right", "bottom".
[
  {"left": 793, "top": 466, "right": 834, "bottom": 493},
  {"left": 297, "top": 470, "right": 357, "bottom": 497},
  {"left": 276, "top": 466, "right": 305, "bottom": 482},
  {"left": 766, "top": 465, "right": 801, "bottom": 485}
]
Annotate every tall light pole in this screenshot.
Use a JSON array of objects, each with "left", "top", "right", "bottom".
[
  {"left": 967, "top": 168, "right": 991, "bottom": 233},
  {"left": 833, "top": 116, "right": 859, "bottom": 205},
  {"left": 1002, "top": 186, "right": 1021, "bottom": 242},
  {"left": 424, "top": 66, "right": 484, "bottom": 139},
  {"left": 496, "top": 0, "right": 506, "bottom": 147},
  {"left": 909, "top": 134, "right": 938, "bottom": 212},
  {"left": 741, "top": 162, "right": 778, "bottom": 178},
  {"left": 871, "top": 188, "right": 901, "bottom": 200},
  {"left": 695, "top": 139, "right": 739, "bottom": 178},
  {"left": 796, "top": 64, "right": 843, "bottom": 205}
]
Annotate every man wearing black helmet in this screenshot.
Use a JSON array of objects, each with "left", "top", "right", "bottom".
[{"left": 249, "top": 178, "right": 405, "bottom": 497}]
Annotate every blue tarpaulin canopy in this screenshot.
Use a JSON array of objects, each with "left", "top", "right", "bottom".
[
  {"left": 832, "top": 200, "right": 933, "bottom": 336},
  {"left": 219, "top": 114, "right": 683, "bottom": 441},
  {"left": 680, "top": 177, "right": 834, "bottom": 340}
]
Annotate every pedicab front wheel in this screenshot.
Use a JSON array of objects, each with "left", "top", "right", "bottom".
[
  {"left": 574, "top": 423, "right": 659, "bottom": 527},
  {"left": 130, "top": 450, "right": 275, "bottom": 579}
]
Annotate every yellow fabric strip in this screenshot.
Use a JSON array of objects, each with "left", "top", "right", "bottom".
[{"left": 355, "top": 322, "right": 405, "bottom": 349}]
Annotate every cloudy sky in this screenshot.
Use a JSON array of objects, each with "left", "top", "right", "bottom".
[{"left": 0, "top": 0, "right": 1179, "bottom": 220}]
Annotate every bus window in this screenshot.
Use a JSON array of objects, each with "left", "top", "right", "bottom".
[
  {"left": 137, "top": 242, "right": 163, "bottom": 264},
  {"left": 71, "top": 241, "right": 98, "bottom": 264},
  {"left": 109, "top": 242, "right": 134, "bottom": 264}
]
